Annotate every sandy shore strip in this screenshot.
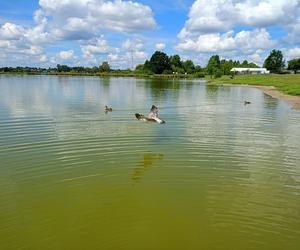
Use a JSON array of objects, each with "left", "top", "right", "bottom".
[{"left": 222, "top": 84, "right": 300, "bottom": 110}]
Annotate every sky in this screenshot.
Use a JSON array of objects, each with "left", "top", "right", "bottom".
[{"left": 0, "top": 0, "right": 300, "bottom": 68}]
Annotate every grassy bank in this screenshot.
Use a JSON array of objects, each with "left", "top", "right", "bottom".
[{"left": 208, "top": 74, "right": 300, "bottom": 96}]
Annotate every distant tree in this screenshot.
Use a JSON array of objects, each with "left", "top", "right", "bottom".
[
  {"left": 263, "top": 50, "right": 285, "bottom": 73},
  {"left": 241, "top": 60, "right": 248, "bottom": 66},
  {"left": 169, "top": 55, "right": 182, "bottom": 68},
  {"left": 182, "top": 60, "right": 195, "bottom": 74},
  {"left": 135, "top": 64, "right": 144, "bottom": 71},
  {"left": 288, "top": 58, "right": 300, "bottom": 74},
  {"left": 99, "top": 61, "right": 110, "bottom": 72},
  {"left": 207, "top": 55, "right": 221, "bottom": 77},
  {"left": 233, "top": 60, "right": 241, "bottom": 67},
  {"left": 171, "top": 65, "right": 185, "bottom": 74},
  {"left": 149, "top": 51, "right": 171, "bottom": 74},
  {"left": 57, "top": 64, "right": 71, "bottom": 72},
  {"left": 143, "top": 60, "right": 152, "bottom": 71},
  {"left": 220, "top": 59, "right": 233, "bottom": 75},
  {"left": 194, "top": 65, "right": 201, "bottom": 72}
]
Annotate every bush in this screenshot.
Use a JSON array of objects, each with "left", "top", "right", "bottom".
[
  {"left": 214, "top": 70, "right": 223, "bottom": 78},
  {"left": 278, "top": 70, "right": 291, "bottom": 74},
  {"left": 162, "top": 69, "right": 173, "bottom": 74},
  {"left": 195, "top": 72, "right": 205, "bottom": 78}
]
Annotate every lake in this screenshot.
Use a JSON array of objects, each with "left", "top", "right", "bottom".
[{"left": 0, "top": 75, "right": 299, "bottom": 250}]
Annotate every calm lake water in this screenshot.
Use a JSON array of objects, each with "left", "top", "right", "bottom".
[{"left": 0, "top": 75, "right": 300, "bottom": 250}]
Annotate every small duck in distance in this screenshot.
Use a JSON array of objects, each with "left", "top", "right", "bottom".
[
  {"left": 244, "top": 101, "right": 251, "bottom": 105},
  {"left": 104, "top": 105, "right": 112, "bottom": 112}
]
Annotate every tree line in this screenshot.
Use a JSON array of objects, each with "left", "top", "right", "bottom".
[
  {"left": 0, "top": 62, "right": 112, "bottom": 75},
  {"left": 1, "top": 50, "right": 299, "bottom": 76},
  {"left": 135, "top": 51, "right": 259, "bottom": 77}
]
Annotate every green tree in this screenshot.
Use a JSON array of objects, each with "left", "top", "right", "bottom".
[
  {"left": 171, "top": 65, "right": 185, "bottom": 74},
  {"left": 288, "top": 58, "right": 300, "bottom": 74},
  {"left": 241, "top": 60, "right": 249, "bottom": 67},
  {"left": 169, "top": 55, "right": 182, "bottom": 68},
  {"left": 207, "top": 55, "right": 220, "bottom": 77},
  {"left": 263, "top": 50, "right": 285, "bottom": 73},
  {"left": 143, "top": 60, "right": 151, "bottom": 71},
  {"left": 135, "top": 64, "right": 144, "bottom": 71},
  {"left": 149, "top": 51, "right": 171, "bottom": 74},
  {"left": 57, "top": 64, "right": 71, "bottom": 72},
  {"left": 182, "top": 60, "right": 195, "bottom": 74},
  {"left": 99, "top": 61, "right": 110, "bottom": 72},
  {"left": 220, "top": 59, "right": 233, "bottom": 75}
]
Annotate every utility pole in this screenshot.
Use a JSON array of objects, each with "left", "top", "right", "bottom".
[{"left": 130, "top": 49, "right": 134, "bottom": 70}]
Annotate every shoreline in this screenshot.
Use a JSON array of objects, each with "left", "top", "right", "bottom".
[{"left": 222, "top": 83, "right": 300, "bottom": 109}]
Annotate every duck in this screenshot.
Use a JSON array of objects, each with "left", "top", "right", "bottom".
[
  {"left": 104, "top": 105, "right": 112, "bottom": 112},
  {"left": 244, "top": 101, "right": 251, "bottom": 105},
  {"left": 135, "top": 105, "right": 165, "bottom": 124}
]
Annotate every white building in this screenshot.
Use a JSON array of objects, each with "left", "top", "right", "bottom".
[{"left": 230, "top": 68, "right": 270, "bottom": 74}]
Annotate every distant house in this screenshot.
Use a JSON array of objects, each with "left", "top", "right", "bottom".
[{"left": 230, "top": 68, "right": 270, "bottom": 74}]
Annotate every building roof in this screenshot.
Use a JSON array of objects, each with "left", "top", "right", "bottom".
[{"left": 230, "top": 67, "right": 268, "bottom": 72}]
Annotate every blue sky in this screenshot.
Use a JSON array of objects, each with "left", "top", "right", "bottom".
[{"left": 0, "top": 0, "right": 300, "bottom": 68}]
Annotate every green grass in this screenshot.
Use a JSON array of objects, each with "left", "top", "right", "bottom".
[{"left": 208, "top": 74, "right": 300, "bottom": 96}]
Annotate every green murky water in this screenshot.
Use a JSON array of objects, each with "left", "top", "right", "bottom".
[{"left": 0, "top": 75, "right": 299, "bottom": 250}]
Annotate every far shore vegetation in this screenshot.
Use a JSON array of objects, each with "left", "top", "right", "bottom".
[
  {"left": 1, "top": 49, "right": 300, "bottom": 96},
  {"left": 208, "top": 74, "right": 300, "bottom": 96}
]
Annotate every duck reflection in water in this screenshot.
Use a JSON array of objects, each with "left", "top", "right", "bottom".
[{"left": 132, "top": 153, "right": 164, "bottom": 183}]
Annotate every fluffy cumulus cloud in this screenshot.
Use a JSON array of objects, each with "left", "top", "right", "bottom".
[
  {"left": 74, "top": 37, "right": 148, "bottom": 68},
  {"left": 176, "top": 29, "right": 275, "bottom": 54},
  {"left": 0, "top": 23, "right": 25, "bottom": 40},
  {"left": 0, "top": 0, "right": 156, "bottom": 67},
  {"left": 179, "top": 0, "right": 300, "bottom": 39},
  {"left": 39, "top": 0, "right": 156, "bottom": 39},
  {"left": 58, "top": 50, "right": 77, "bottom": 60},
  {"left": 80, "top": 37, "right": 112, "bottom": 61},
  {"left": 155, "top": 43, "right": 166, "bottom": 50},
  {"left": 282, "top": 47, "right": 300, "bottom": 61},
  {"left": 176, "top": 0, "right": 300, "bottom": 65},
  {"left": 109, "top": 38, "right": 148, "bottom": 68},
  {"left": 0, "top": 20, "right": 48, "bottom": 66},
  {"left": 2, "top": 0, "right": 300, "bottom": 68}
]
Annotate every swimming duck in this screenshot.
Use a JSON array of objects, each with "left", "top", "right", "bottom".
[
  {"left": 104, "top": 105, "right": 112, "bottom": 112},
  {"left": 135, "top": 105, "right": 165, "bottom": 124}
]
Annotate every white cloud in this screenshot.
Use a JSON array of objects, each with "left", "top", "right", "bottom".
[
  {"left": 0, "top": 19, "right": 50, "bottom": 67},
  {"left": 179, "top": 0, "right": 300, "bottom": 39},
  {"left": 176, "top": 29, "right": 275, "bottom": 54},
  {"left": 80, "top": 37, "right": 112, "bottom": 61},
  {"left": 248, "top": 52, "right": 264, "bottom": 66},
  {"left": 285, "top": 23, "right": 300, "bottom": 44},
  {"left": 25, "top": 10, "right": 51, "bottom": 44},
  {"left": 38, "top": 0, "right": 156, "bottom": 39},
  {"left": 155, "top": 43, "right": 166, "bottom": 50},
  {"left": 88, "top": 0, "right": 156, "bottom": 33},
  {"left": 58, "top": 50, "right": 77, "bottom": 60},
  {"left": 122, "top": 39, "right": 144, "bottom": 51},
  {"left": 285, "top": 48, "right": 300, "bottom": 60},
  {"left": 175, "top": 0, "right": 294, "bottom": 64},
  {"left": 106, "top": 38, "right": 148, "bottom": 69},
  {"left": 0, "top": 23, "right": 25, "bottom": 40},
  {"left": 40, "top": 54, "right": 48, "bottom": 62}
]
